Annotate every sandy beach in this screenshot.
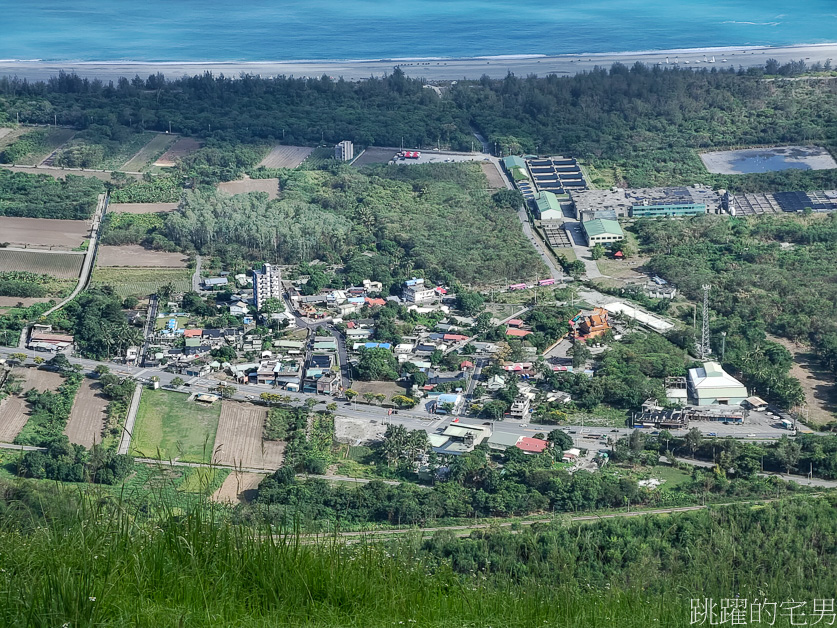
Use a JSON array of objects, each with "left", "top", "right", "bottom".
[{"left": 1, "top": 44, "right": 836, "bottom": 82}]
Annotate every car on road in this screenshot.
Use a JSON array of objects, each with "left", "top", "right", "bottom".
[
  {"left": 747, "top": 433, "right": 756, "bottom": 438},
  {"left": 519, "top": 423, "right": 527, "bottom": 427},
  {"left": 707, "top": 432, "right": 717, "bottom": 437},
  {"left": 610, "top": 429, "right": 619, "bottom": 432}
]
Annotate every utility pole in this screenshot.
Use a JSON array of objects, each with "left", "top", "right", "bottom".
[{"left": 720, "top": 331, "right": 727, "bottom": 362}]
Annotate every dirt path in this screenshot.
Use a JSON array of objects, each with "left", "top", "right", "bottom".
[
  {"left": 770, "top": 335, "right": 837, "bottom": 425},
  {"left": 64, "top": 378, "right": 108, "bottom": 448}
]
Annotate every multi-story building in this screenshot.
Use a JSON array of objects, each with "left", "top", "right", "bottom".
[
  {"left": 335, "top": 140, "right": 354, "bottom": 161},
  {"left": 403, "top": 277, "right": 436, "bottom": 303},
  {"left": 253, "top": 263, "right": 282, "bottom": 311}
]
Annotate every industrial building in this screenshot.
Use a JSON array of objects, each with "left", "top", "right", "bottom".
[
  {"left": 253, "top": 263, "right": 282, "bottom": 311},
  {"left": 334, "top": 140, "right": 354, "bottom": 161},
  {"left": 501, "top": 156, "right": 529, "bottom": 181},
  {"left": 687, "top": 361, "right": 748, "bottom": 406},
  {"left": 571, "top": 185, "right": 721, "bottom": 219},
  {"left": 533, "top": 191, "right": 564, "bottom": 221},
  {"left": 582, "top": 218, "right": 624, "bottom": 245}
]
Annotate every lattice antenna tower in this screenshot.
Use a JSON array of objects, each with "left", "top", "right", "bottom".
[{"left": 701, "top": 284, "right": 711, "bottom": 359}]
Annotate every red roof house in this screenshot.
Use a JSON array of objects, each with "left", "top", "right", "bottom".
[
  {"left": 364, "top": 297, "right": 386, "bottom": 307},
  {"left": 516, "top": 437, "right": 548, "bottom": 454},
  {"left": 183, "top": 329, "right": 203, "bottom": 338},
  {"left": 506, "top": 328, "right": 532, "bottom": 337},
  {"left": 443, "top": 333, "right": 469, "bottom": 342},
  {"left": 507, "top": 318, "right": 524, "bottom": 327}
]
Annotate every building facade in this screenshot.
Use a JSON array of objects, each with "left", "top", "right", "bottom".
[
  {"left": 253, "top": 263, "right": 282, "bottom": 311},
  {"left": 335, "top": 140, "right": 354, "bottom": 161}
]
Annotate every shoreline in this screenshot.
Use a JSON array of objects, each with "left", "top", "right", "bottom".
[{"left": 1, "top": 43, "right": 836, "bottom": 82}]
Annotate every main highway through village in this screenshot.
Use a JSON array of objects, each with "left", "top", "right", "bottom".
[{"left": 0, "top": 345, "right": 799, "bottom": 447}]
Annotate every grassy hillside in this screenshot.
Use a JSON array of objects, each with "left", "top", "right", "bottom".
[{"left": 0, "top": 480, "right": 834, "bottom": 627}]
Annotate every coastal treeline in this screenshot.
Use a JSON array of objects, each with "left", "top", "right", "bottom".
[{"left": 2, "top": 62, "right": 837, "bottom": 189}]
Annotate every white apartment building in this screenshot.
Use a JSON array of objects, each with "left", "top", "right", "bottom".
[
  {"left": 404, "top": 277, "right": 436, "bottom": 303},
  {"left": 253, "top": 263, "right": 282, "bottom": 310},
  {"left": 335, "top": 140, "right": 354, "bottom": 161}
]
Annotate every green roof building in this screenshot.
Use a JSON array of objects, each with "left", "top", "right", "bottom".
[
  {"left": 502, "top": 155, "right": 529, "bottom": 181},
  {"left": 582, "top": 218, "right": 625, "bottom": 245},
  {"left": 534, "top": 191, "right": 563, "bottom": 221}
]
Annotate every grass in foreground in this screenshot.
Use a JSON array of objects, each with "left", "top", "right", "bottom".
[
  {"left": 130, "top": 389, "right": 221, "bottom": 463},
  {"left": 0, "top": 482, "right": 834, "bottom": 627}
]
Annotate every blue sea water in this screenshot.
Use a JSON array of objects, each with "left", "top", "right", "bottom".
[{"left": 2, "top": 0, "right": 836, "bottom": 62}]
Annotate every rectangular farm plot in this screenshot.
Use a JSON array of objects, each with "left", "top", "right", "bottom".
[
  {"left": 217, "top": 178, "right": 278, "bottom": 199},
  {"left": 211, "top": 471, "right": 265, "bottom": 504},
  {"left": 0, "top": 367, "right": 65, "bottom": 443},
  {"left": 130, "top": 389, "right": 221, "bottom": 463},
  {"left": 212, "top": 401, "right": 284, "bottom": 470},
  {"left": 108, "top": 202, "right": 179, "bottom": 214},
  {"left": 0, "top": 249, "right": 83, "bottom": 279},
  {"left": 91, "top": 267, "right": 191, "bottom": 298},
  {"left": 258, "top": 145, "right": 314, "bottom": 169},
  {"left": 64, "top": 378, "right": 108, "bottom": 448},
  {"left": 0, "top": 217, "right": 89, "bottom": 249},
  {"left": 120, "top": 133, "right": 177, "bottom": 172},
  {"left": 154, "top": 137, "right": 203, "bottom": 167},
  {"left": 96, "top": 245, "right": 188, "bottom": 267}
]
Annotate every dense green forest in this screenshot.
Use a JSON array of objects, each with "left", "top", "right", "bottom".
[
  {"left": 635, "top": 214, "right": 837, "bottom": 406},
  {"left": 0, "top": 169, "right": 103, "bottom": 219},
  {"left": 2, "top": 63, "right": 837, "bottom": 188},
  {"left": 104, "top": 163, "right": 545, "bottom": 288},
  {"left": 0, "top": 479, "right": 833, "bottom": 626}
]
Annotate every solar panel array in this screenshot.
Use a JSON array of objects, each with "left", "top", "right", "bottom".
[
  {"left": 732, "top": 190, "right": 837, "bottom": 216},
  {"left": 526, "top": 157, "right": 587, "bottom": 195}
]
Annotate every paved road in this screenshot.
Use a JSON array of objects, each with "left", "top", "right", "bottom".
[
  {"left": 674, "top": 456, "right": 837, "bottom": 489},
  {"left": 191, "top": 255, "right": 202, "bottom": 292},
  {"left": 41, "top": 192, "right": 107, "bottom": 318}
]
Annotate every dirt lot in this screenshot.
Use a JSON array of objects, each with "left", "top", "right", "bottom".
[
  {"left": 334, "top": 416, "right": 387, "bottom": 445},
  {"left": 120, "top": 133, "right": 176, "bottom": 171},
  {"left": 481, "top": 161, "right": 505, "bottom": 189},
  {"left": 351, "top": 147, "right": 398, "bottom": 167},
  {"left": 154, "top": 137, "right": 203, "bottom": 167},
  {"left": 108, "top": 202, "right": 179, "bottom": 214},
  {"left": 0, "top": 296, "right": 51, "bottom": 308},
  {"left": 64, "top": 378, "right": 108, "bottom": 448},
  {"left": 0, "top": 216, "right": 89, "bottom": 249},
  {"left": 770, "top": 335, "right": 837, "bottom": 424},
  {"left": 217, "top": 177, "right": 278, "bottom": 199},
  {"left": 0, "top": 367, "right": 64, "bottom": 443},
  {"left": 212, "top": 401, "right": 285, "bottom": 469},
  {"left": 259, "top": 145, "right": 315, "bottom": 169},
  {"left": 350, "top": 381, "right": 405, "bottom": 401},
  {"left": 96, "top": 245, "right": 189, "bottom": 267},
  {"left": 211, "top": 471, "right": 265, "bottom": 504}
]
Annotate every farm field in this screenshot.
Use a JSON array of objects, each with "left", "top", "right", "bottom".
[
  {"left": 91, "top": 267, "right": 191, "bottom": 298},
  {"left": 0, "top": 165, "right": 137, "bottom": 182},
  {"left": 258, "top": 144, "right": 314, "bottom": 168},
  {"left": 211, "top": 470, "right": 265, "bottom": 504},
  {"left": 64, "top": 378, "right": 108, "bottom": 448},
  {"left": 0, "top": 249, "right": 83, "bottom": 279},
  {"left": 22, "top": 128, "right": 77, "bottom": 166},
  {"left": 0, "top": 217, "right": 89, "bottom": 249},
  {"left": 108, "top": 202, "right": 179, "bottom": 214},
  {"left": 0, "top": 296, "right": 51, "bottom": 308},
  {"left": 212, "top": 401, "right": 284, "bottom": 469},
  {"left": 120, "top": 133, "right": 177, "bottom": 171},
  {"left": 96, "top": 245, "right": 188, "bottom": 268},
  {"left": 217, "top": 177, "right": 278, "bottom": 199},
  {"left": 130, "top": 389, "right": 221, "bottom": 463},
  {"left": 154, "top": 137, "right": 203, "bottom": 167},
  {"left": 0, "top": 367, "right": 64, "bottom": 443}
]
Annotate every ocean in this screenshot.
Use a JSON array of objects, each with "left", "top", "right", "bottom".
[{"left": 2, "top": 0, "right": 836, "bottom": 62}]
